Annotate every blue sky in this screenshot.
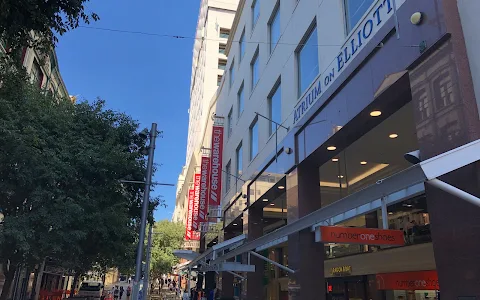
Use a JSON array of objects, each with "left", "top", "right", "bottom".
[{"left": 55, "top": 0, "right": 199, "bottom": 221}]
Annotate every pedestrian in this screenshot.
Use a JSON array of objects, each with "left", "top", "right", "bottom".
[
  {"left": 120, "top": 286, "right": 124, "bottom": 299},
  {"left": 151, "top": 282, "right": 155, "bottom": 295},
  {"left": 126, "top": 286, "right": 132, "bottom": 300},
  {"left": 114, "top": 286, "right": 119, "bottom": 300},
  {"left": 182, "top": 290, "right": 190, "bottom": 300}
]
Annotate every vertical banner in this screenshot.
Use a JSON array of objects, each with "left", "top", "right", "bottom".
[
  {"left": 192, "top": 173, "right": 201, "bottom": 230},
  {"left": 199, "top": 155, "right": 211, "bottom": 223},
  {"left": 185, "top": 189, "right": 195, "bottom": 240},
  {"left": 208, "top": 125, "right": 224, "bottom": 218}
]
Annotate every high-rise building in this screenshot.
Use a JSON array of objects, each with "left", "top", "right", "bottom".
[{"left": 172, "top": 0, "right": 238, "bottom": 227}]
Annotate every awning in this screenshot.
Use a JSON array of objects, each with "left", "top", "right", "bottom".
[
  {"left": 173, "top": 250, "right": 200, "bottom": 261},
  {"left": 211, "top": 139, "right": 480, "bottom": 265}
]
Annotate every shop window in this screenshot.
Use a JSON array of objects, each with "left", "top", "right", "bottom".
[
  {"left": 343, "top": 0, "right": 375, "bottom": 33},
  {"left": 324, "top": 215, "right": 368, "bottom": 259}
]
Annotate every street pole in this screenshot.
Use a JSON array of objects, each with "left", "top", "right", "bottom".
[
  {"left": 143, "top": 224, "right": 153, "bottom": 300},
  {"left": 133, "top": 123, "right": 157, "bottom": 300}
]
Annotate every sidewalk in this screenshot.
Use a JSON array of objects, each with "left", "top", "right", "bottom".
[{"left": 149, "top": 287, "right": 180, "bottom": 300}]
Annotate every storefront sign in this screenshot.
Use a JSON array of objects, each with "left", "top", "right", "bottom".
[
  {"left": 199, "top": 156, "right": 211, "bottom": 223},
  {"left": 185, "top": 189, "right": 195, "bottom": 240},
  {"left": 330, "top": 266, "right": 352, "bottom": 276},
  {"left": 209, "top": 125, "right": 224, "bottom": 213},
  {"left": 192, "top": 173, "right": 201, "bottom": 230},
  {"left": 319, "top": 226, "right": 404, "bottom": 246},
  {"left": 183, "top": 240, "right": 200, "bottom": 249},
  {"left": 376, "top": 271, "right": 439, "bottom": 290},
  {"left": 292, "top": 0, "right": 406, "bottom": 125}
]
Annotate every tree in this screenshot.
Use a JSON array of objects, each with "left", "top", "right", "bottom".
[
  {"left": 0, "top": 62, "right": 159, "bottom": 300},
  {"left": 150, "top": 221, "right": 185, "bottom": 279},
  {"left": 0, "top": 0, "right": 99, "bottom": 51}
]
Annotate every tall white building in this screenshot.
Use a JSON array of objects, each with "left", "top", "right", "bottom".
[{"left": 173, "top": 0, "right": 238, "bottom": 224}]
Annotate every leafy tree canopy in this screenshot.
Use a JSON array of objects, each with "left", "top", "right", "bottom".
[
  {"left": 150, "top": 220, "right": 185, "bottom": 279},
  {"left": 0, "top": 0, "right": 99, "bottom": 50}
]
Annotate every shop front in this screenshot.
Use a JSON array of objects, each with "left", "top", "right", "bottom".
[{"left": 376, "top": 271, "right": 440, "bottom": 300}]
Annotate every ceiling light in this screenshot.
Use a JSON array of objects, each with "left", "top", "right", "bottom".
[
  {"left": 332, "top": 158, "right": 339, "bottom": 162},
  {"left": 338, "top": 175, "right": 344, "bottom": 179},
  {"left": 360, "top": 161, "right": 367, "bottom": 165},
  {"left": 389, "top": 133, "right": 398, "bottom": 139},
  {"left": 213, "top": 241, "right": 217, "bottom": 244},
  {"left": 370, "top": 110, "right": 382, "bottom": 117},
  {"left": 327, "top": 146, "right": 337, "bottom": 151},
  {"left": 388, "top": 212, "right": 393, "bottom": 215},
  {"left": 278, "top": 186, "right": 285, "bottom": 190},
  {"left": 262, "top": 199, "right": 269, "bottom": 202},
  {"left": 233, "top": 223, "right": 237, "bottom": 226},
  {"left": 270, "top": 203, "right": 275, "bottom": 206}
]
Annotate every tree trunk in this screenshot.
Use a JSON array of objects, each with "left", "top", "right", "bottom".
[
  {"left": 0, "top": 265, "right": 16, "bottom": 300},
  {"left": 70, "top": 272, "right": 79, "bottom": 297}
]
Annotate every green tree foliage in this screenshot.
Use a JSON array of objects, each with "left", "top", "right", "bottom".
[
  {"left": 0, "top": 62, "right": 159, "bottom": 300},
  {"left": 0, "top": 0, "right": 99, "bottom": 51},
  {"left": 150, "top": 221, "right": 185, "bottom": 279}
]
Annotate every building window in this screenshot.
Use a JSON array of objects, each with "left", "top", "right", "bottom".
[
  {"left": 297, "top": 23, "right": 319, "bottom": 97},
  {"left": 229, "top": 60, "right": 235, "bottom": 88},
  {"left": 268, "top": 80, "right": 281, "bottom": 135},
  {"left": 251, "top": 48, "right": 259, "bottom": 89},
  {"left": 219, "top": 44, "right": 226, "bottom": 55},
  {"left": 239, "top": 30, "right": 246, "bottom": 61},
  {"left": 269, "top": 2, "right": 280, "bottom": 53},
  {"left": 227, "top": 108, "right": 233, "bottom": 137},
  {"left": 31, "top": 59, "right": 43, "bottom": 88},
  {"left": 220, "top": 28, "right": 230, "bottom": 39},
  {"left": 217, "top": 75, "right": 222, "bottom": 86},
  {"left": 236, "top": 142, "right": 243, "bottom": 177},
  {"left": 237, "top": 82, "right": 244, "bottom": 118},
  {"left": 344, "top": 0, "right": 375, "bottom": 32},
  {"left": 225, "top": 160, "right": 232, "bottom": 193},
  {"left": 252, "top": 0, "right": 260, "bottom": 29},
  {"left": 218, "top": 59, "right": 227, "bottom": 70},
  {"left": 249, "top": 118, "right": 258, "bottom": 160}
]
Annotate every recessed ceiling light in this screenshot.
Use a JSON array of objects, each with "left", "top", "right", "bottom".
[
  {"left": 233, "top": 223, "right": 237, "bottom": 226},
  {"left": 213, "top": 241, "right": 217, "bottom": 244},
  {"left": 262, "top": 198, "right": 268, "bottom": 202},
  {"left": 370, "top": 110, "right": 382, "bottom": 117},
  {"left": 388, "top": 212, "right": 393, "bottom": 215},
  {"left": 270, "top": 203, "right": 275, "bottom": 206},
  {"left": 332, "top": 158, "right": 339, "bottom": 162},
  {"left": 389, "top": 133, "right": 398, "bottom": 139},
  {"left": 327, "top": 146, "right": 337, "bottom": 151},
  {"left": 278, "top": 186, "right": 285, "bottom": 190},
  {"left": 360, "top": 161, "right": 367, "bottom": 165},
  {"left": 338, "top": 175, "right": 344, "bottom": 179}
]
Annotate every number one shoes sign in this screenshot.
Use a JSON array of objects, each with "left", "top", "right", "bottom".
[{"left": 208, "top": 124, "right": 224, "bottom": 219}]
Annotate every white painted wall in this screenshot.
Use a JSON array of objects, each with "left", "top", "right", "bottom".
[{"left": 458, "top": 0, "right": 480, "bottom": 119}]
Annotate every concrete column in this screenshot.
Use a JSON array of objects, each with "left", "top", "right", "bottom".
[
  {"left": 286, "top": 163, "right": 324, "bottom": 300},
  {"left": 220, "top": 231, "right": 235, "bottom": 298},
  {"left": 242, "top": 206, "right": 263, "bottom": 300},
  {"left": 410, "top": 27, "right": 480, "bottom": 297}
]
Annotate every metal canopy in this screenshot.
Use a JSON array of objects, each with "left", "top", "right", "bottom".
[
  {"left": 173, "top": 250, "right": 200, "bottom": 261},
  {"left": 212, "top": 139, "right": 480, "bottom": 264}
]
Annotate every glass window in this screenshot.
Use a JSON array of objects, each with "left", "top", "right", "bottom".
[
  {"left": 252, "top": 0, "right": 260, "bottom": 28},
  {"left": 219, "top": 44, "right": 226, "bottom": 55},
  {"left": 344, "top": 0, "right": 375, "bottom": 32},
  {"left": 220, "top": 28, "right": 230, "bottom": 39},
  {"left": 268, "top": 82, "right": 281, "bottom": 135},
  {"left": 250, "top": 118, "right": 258, "bottom": 160},
  {"left": 229, "top": 60, "right": 235, "bottom": 88},
  {"left": 297, "top": 25, "right": 319, "bottom": 97},
  {"left": 227, "top": 108, "right": 233, "bottom": 137},
  {"left": 217, "top": 75, "right": 222, "bottom": 86},
  {"left": 225, "top": 160, "right": 232, "bottom": 193},
  {"left": 218, "top": 59, "right": 227, "bottom": 70},
  {"left": 237, "top": 83, "right": 244, "bottom": 118},
  {"left": 251, "top": 49, "right": 259, "bottom": 88},
  {"left": 31, "top": 59, "right": 43, "bottom": 88},
  {"left": 236, "top": 143, "right": 243, "bottom": 177},
  {"left": 269, "top": 4, "right": 280, "bottom": 52},
  {"left": 239, "top": 30, "right": 245, "bottom": 60}
]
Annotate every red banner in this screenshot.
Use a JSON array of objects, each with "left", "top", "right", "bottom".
[
  {"left": 199, "top": 156, "right": 211, "bottom": 223},
  {"left": 319, "top": 226, "right": 404, "bottom": 246},
  {"left": 376, "top": 271, "right": 439, "bottom": 290},
  {"left": 209, "top": 126, "right": 224, "bottom": 208},
  {"left": 185, "top": 189, "right": 195, "bottom": 240},
  {"left": 192, "top": 173, "right": 201, "bottom": 230}
]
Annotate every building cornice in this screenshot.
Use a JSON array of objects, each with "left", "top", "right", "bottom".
[{"left": 225, "top": 0, "right": 245, "bottom": 56}]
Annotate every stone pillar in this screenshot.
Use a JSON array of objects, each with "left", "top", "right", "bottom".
[
  {"left": 243, "top": 205, "right": 264, "bottom": 300},
  {"left": 286, "top": 163, "right": 324, "bottom": 300},
  {"left": 220, "top": 231, "right": 235, "bottom": 298},
  {"left": 410, "top": 28, "right": 480, "bottom": 298}
]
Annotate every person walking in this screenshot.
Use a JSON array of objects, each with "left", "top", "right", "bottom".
[
  {"left": 120, "top": 286, "right": 124, "bottom": 300},
  {"left": 182, "top": 290, "right": 190, "bottom": 300},
  {"left": 113, "top": 286, "right": 120, "bottom": 300},
  {"left": 126, "top": 286, "right": 131, "bottom": 300}
]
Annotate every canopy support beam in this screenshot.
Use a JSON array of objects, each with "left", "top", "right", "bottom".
[
  {"left": 249, "top": 251, "right": 295, "bottom": 274},
  {"left": 428, "top": 179, "right": 480, "bottom": 208}
]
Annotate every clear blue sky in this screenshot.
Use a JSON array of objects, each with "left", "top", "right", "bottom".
[{"left": 55, "top": 0, "right": 199, "bottom": 221}]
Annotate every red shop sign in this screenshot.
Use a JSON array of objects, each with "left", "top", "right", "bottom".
[
  {"left": 198, "top": 156, "right": 210, "bottom": 223},
  {"left": 192, "top": 173, "right": 201, "bottom": 230},
  {"left": 376, "top": 270, "right": 439, "bottom": 290}
]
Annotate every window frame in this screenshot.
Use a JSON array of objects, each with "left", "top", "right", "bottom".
[
  {"left": 251, "top": 0, "right": 260, "bottom": 30},
  {"left": 237, "top": 82, "right": 245, "bottom": 119},
  {"left": 218, "top": 58, "right": 227, "bottom": 70},
  {"left": 229, "top": 59, "right": 235, "bottom": 88},
  {"left": 343, "top": 0, "right": 375, "bottom": 33},
  {"left": 296, "top": 20, "right": 319, "bottom": 97},
  {"left": 239, "top": 29, "right": 246, "bottom": 61},
  {"left": 268, "top": 78, "right": 282, "bottom": 136},
  {"left": 225, "top": 160, "right": 232, "bottom": 193},
  {"left": 219, "top": 28, "right": 230, "bottom": 39},
  {"left": 236, "top": 142, "right": 243, "bottom": 178},
  {"left": 227, "top": 107, "right": 233, "bottom": 138},
  {"left": 268, "top": 1, "right": 281, "bottom": 54},
  {"left": 250, "top": 47, "right": 260, "bottom": 90},
  {"left": 249, "top": 117, "right": 259, "bottom": 161}
]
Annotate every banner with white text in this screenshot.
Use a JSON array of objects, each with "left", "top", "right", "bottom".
[
  {"left": 192, "top": 173, "right": 201, "bottom": 230},
  {"left": 185, "top": 189, "right": 195, "bottom": 240},
  {"left": 199, "top": 155, "right": 211, "bottom": 223},
  {"left": 208, "top": 125, "right": 224, "bottom": 218}
]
